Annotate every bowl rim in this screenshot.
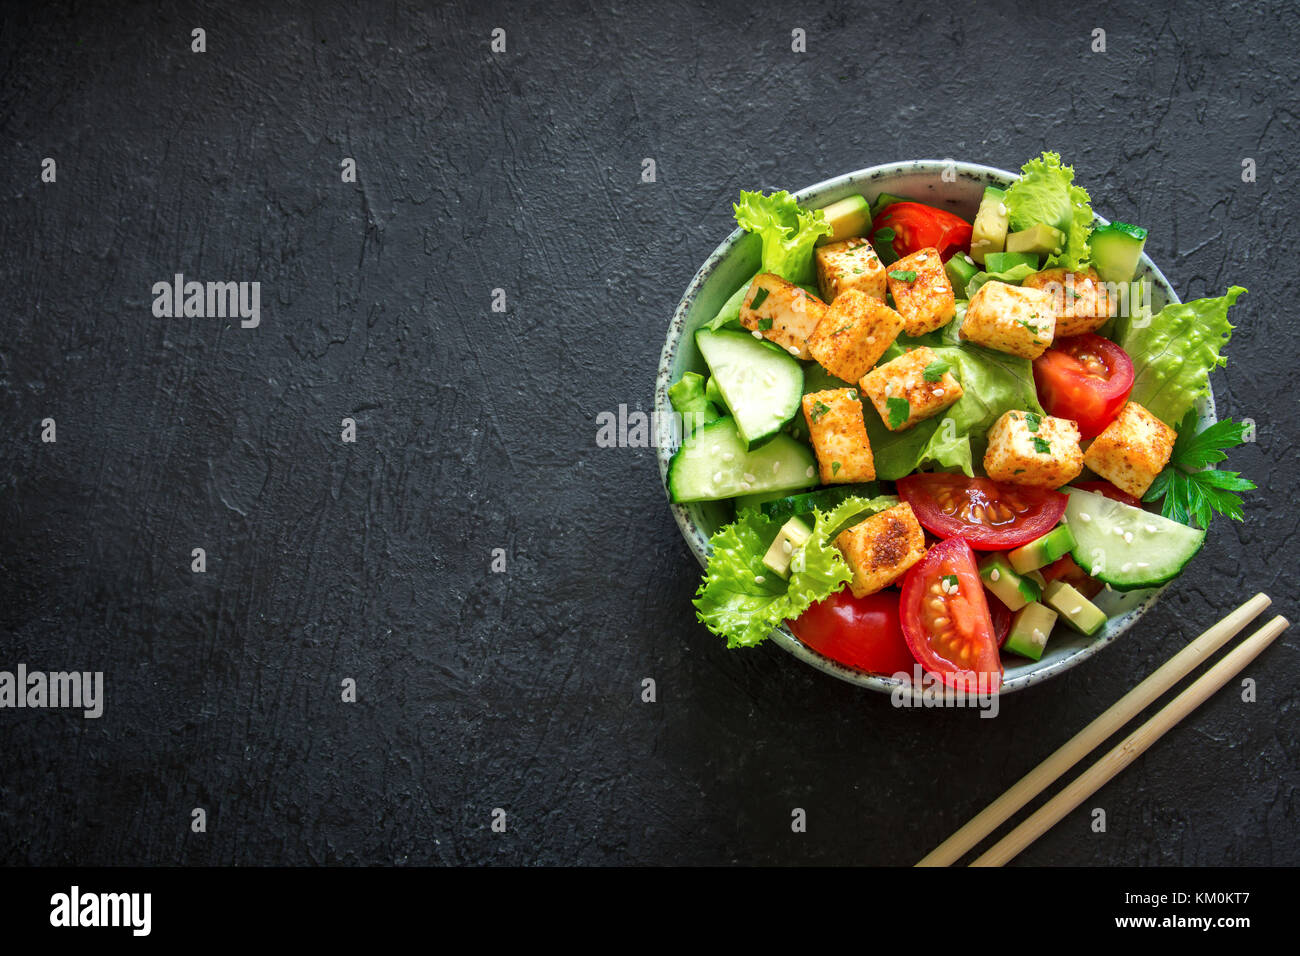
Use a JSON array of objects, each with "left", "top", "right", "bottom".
[{"left": 655, "top": 159, "right": 1208, "bottom": 695}]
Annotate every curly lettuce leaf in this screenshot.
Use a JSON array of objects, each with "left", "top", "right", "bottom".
[
  {"left": 863, "top": 342, "right": 1043, "bottom": 479},
  {"left": 693, "top": 495, "right": 897, "bottom": 649},
  {"left": 1116, "top": 286, "right": 1246, "bottom": 426},
  {"left": 733, "top": 190, "right": 832, "bottom": 286},
  {"left": 1003, "top": 151, "right": 1093, "bottom": 271}
]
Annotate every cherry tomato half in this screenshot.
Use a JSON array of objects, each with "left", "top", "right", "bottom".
[
  {"left": 1041, "top": 553, "right": 1104, "bottom": 600},
  {"left": 1070, "top": 480, "right": 1142, "bottom": 509},
  {"left": 989, "top": 596, "right": 1012, "bottom": 648},
  {"left": 897, "top": 474, "right": 1068, "bottom": 551},
  {"left": 788, "top": 589, "right": 914, "bottom": 677},
  {"left": 1032, "top": 334, "right": 1135, "bottom": 439},
  {"left": 900, "top": 537, "right": 1002, "bottom": 693},
  {"left": 869, "top": 202, "right": 972, "bottom": 261}
]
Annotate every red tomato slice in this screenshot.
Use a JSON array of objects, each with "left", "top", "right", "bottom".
[
  {"left": 869, "top": 202, "right": 972, "bottom": 261},
  {"left": 788, "top": 589, "right": 914, "bottom": 677},
  {"left": 1032, "top": 334, "right": 1135, "bottom": 439},
  {"left": 900, "top": 537, "right": 1002, "bottom": 693},
  {"left": 989, "top": 596, "right": 1012, "bottom": 648},
  {"left": 1070, "top": 480, "right": 1142, "bottom": 508},
  {"left": 1041, "top": 553, "right": 1104, "bottom": 600},
  {"left": 897, "top": 474, "right": 1068, "bottom": 550}
]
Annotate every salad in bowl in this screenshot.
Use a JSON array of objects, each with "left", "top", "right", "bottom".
[{"left": 658, "top": 153, "right": 1252, "bottom": 695}]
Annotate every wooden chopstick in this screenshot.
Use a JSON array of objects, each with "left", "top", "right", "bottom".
[
  {"left": 916, "top": 592, "right": 1273, "bottom": 867},
  {"left": 971, "top": 613, "right": 1289, "bottom": 866}
]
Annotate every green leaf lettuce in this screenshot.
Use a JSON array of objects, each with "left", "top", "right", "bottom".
[{"left": 1003, "top": 151, "right": 1094, "bottom": 271}]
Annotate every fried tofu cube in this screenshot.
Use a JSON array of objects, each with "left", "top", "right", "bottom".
[
  {"left": 815, "top": 237, "right": 888, "bottom": 303},
  {"left": 739, "top": 273, "right": 828, "bottom": 360},
  {"left": 1022, "top": 267, "right": 1115, "bottom": 337},
  {"left": 835, "top": 502, "right": 927, "bottom": 598},
  {"left": 859, "top": 345, "right": 964, "bottom": 431},
  {"left": 984, "top": 410, "right": 1084, "bottom": 488},
  {"left": 1082, "top": 401, "right": 1176, "bottom": 498},
  {"left": 885, "top": 246, "right": 956, "bottom": 335},
  {"left": 801, "top": 388, "right": 876, "bottom": 484},
  {"left": 960, "top": 280, "right": 1057, "bottom": 359},
  {"left": 807, "top": 290, "right": 903, "bottom": 382}
]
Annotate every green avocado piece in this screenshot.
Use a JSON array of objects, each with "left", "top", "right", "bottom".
[
  {"left": 970, "top": 186, "right": 1009, "bottom": 265},
  {"left": 761, "top": 516, "right": 813, "bottom": 580},
  {"left": 1004, "top": 602, "right": 1059, "bottom": 661},
  {"left": 1006, "top": 223, "right": 1067, "bottom": 258},
  {"left": 1009, "top": 525, "right": 1077, "bottom": 574},
  {"left": 1042, "top": 580, "right": 1108, "bottom": 636},
  {"left": 816, "top": 194, "right": 872, "bottom": 245},
  {"left": 978, "top": 554, "right": 1041, "bottom": 612},
  {"left": 945, "top": 251, "right": 980, "bottom": 290}
]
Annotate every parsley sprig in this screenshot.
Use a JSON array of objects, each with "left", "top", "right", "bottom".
[{"left": 1143, "top": 411, "right": 1256, "bottom": 528}]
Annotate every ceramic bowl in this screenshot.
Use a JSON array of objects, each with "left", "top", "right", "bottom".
[{"left": 655, "top": 160, "right": 1211, "bottom": 694}]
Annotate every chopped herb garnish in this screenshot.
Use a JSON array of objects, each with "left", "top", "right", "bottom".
[
  {"left": 1013, "top": 468, "right": 1026, "bottom": 474},
  {"left": 875, "top": 227, "right": 896, "bottom": 242},
  {"left": 1032, "top": 436, "right": 1052, "bottom": 454},
  {"left": 1024, "top": 411, "right": 1042, "bottom": 433},
  {"left": 889, "top": 269, "right": 918, "bottom": 282},
  {"left": 922, "top": 360, "right": 951, "bottom": 382},
  {"left": 810, "top": 401, "right": 831, "bottom": 423},
  {"left": 749, "top": 287, "right": 769, "bottom": 310},
  {"left": 886, "top": 397, "right": 910, "bottom": 429},
  {"left": 1065, "top": 287, "right": 1081, "bottom": 299},
  {"left": 832, "top": 461, "right": 842, "bottom": 476},
  {"left": 757, "top": 317, "right": 773, "bottom": 330}
]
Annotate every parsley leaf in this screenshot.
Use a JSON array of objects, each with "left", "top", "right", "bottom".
[
  {"left": 1143, "top": 411, "right": 1256, "bottom": 528},
  {"left": 810, "top": 400, "right": 831, "bottom": 423},
  {"left": 749, "top": 287, "right": 769, "bottom": 310},
  {"left": 889, "top": 269, "right": 918, "bottom": 282},
  {"left": 886, "top": 397, "right": 910, "bottom": 429},
  {"left": 922, "top": 360, "right": 950, "bottom": 382},
  {"left": 1032, "top": 436, "right": 1052, "bottom": 454},
  {"left": 1023, "top": 411, "right": 1042, "bottom": 433},
  {"left": 875, "top": 227, "right": 896, "bottom": 242},
  {"left": 832, "top": 461, "right": 842, "bottom": 476},
  {"left": 757, "top": 317, "right": 773, "bottom": 330}
]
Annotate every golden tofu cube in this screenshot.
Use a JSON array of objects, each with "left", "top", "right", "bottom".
[
  {"left": 1022, "top": 267, "right": 1115, "bottom": 338},
  {"left": 859, "top": 345, "right": 964, "bottom": 431},
  {"left": 807, "top": 290, "right": 903, "bottom": 382},
  {"left": 801, "top": 388, "right": 876, "bottom": 484},
  {"left": 1082, "top": 401, "right": 1176, "bottom": 498},
  {"left": 960, "top": 280, "right": 1057, "bottom": 359},
  {"left": 834, "top": 502, "right": 927, "bottom": 598},
  {"left": 739, "top": 273, "right": 828, "bottom": 360},
  {"left": 885, "top": 246, "right": 956, "bottom": 335},
  {"left": 815, "top": 237, "right": 887, "bottom": 303},
  {"left": 984, "top": 410, "right": 1084, "bottom": 488}
]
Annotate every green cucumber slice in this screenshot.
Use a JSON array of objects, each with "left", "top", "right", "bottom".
[
  {"left": 759, "top": 484, "right": 881, "bottom": 523},
  {"left": 1064, "top": 489, "right": 1205, "bottom": 590},
  {"left": 667, "top": 417, "right": 817, "bottom": 503},
  {"left": 695, "top": 328, "right": 804, "bottom": 448},
  {"left": 1089, "top": 222, "right": 1148, "bottom": 284}
]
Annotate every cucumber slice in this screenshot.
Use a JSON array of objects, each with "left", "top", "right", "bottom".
[
  {"left": 704, "top": 374, "right": 724, "bottom": 408},
  {"left": 734, "top": 488, "right": 790, "bottom": 516},
  {"left": 1089, "top": 222, "right": 1148, "bottom": 284},
  {"left": 1064, "top": 489, "right": 1205, "bottom": 590},
  {"left": 695, "top": 328, "right": 804, "bottom": 448},
  {"left": 667, "top": 417, "right": 817, "bottom": 503},
  {"left": 760, "top": 483, "right": 881, "bottom": 523}
]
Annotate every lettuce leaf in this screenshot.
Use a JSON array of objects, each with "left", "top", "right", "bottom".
[
  {"left": 863, "top": 341, "right": 1043, "bottom": 479},
  {"left": 1116, "top": 286, "right": 1246, "bottom": 426},
  {"left": 733, "top": 190, "right": 832, "bottom": 286},
  {"left": 1003, "top": 151, "right": 1094, "bottom": 272},
  {"left": 693, "top": 494, "right": 897, "bottom": 648}
]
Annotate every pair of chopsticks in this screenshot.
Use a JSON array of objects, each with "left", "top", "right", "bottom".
[{"left": 917, "top": 593, "right": 1288, "bottom": 867}]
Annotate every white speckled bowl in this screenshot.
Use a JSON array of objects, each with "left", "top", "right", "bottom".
[{"left": 656, "top": 160, "right": 1212, "bottom": 694}]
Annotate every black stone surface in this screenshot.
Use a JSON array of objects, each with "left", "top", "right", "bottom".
[{"left": 1, "top": 0, "right": 1297, "bottom": 866}]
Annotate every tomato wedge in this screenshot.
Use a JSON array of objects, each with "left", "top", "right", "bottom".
[
  {"left": 900, "top": 537, "right": 1002, "bottom": 693},
  {"left": 1070, "top": 480, "right": 1142, "bottom": 508},
  {"left": 869, "top": 202, "right": 972, "bottom": 261},
  {"left": 1032, "top": 334, "right": 1135, "bottom": 439},
  {"left": 897, "top": 474, "right": 1068, "bottom": 550},
  {"left": 788, "top": 589, "right": 914, "bottom": 677},
  {"left": 989, "top": 596, "right": 1012, "bottom": 648}
]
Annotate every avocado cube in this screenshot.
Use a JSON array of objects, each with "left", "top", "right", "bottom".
[
  {"left": 815, "top": 195, "right": 872, "bottom": 246},
  {"left": 1004, "top": 602, "right": 1059, "bottom": 661},
  {"left": 1005, "top": 223, "right": 1067, "bottom": 258},
  {"left": 1008, "top": 525, "right": 1077, "bottom": 574},
  {"left": 1042, "top": 580, "right": 1108, "bottom": 636},
  {"left": 761, "top": 516, "right": 813, "bottom": 580},
  {"left": 970, "top": 186, "right": 1009, "bottom": 266},
  {"left": 978, "top": 554, "right": 1040, "bottom": 612}
]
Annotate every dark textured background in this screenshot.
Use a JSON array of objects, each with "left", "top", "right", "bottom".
[{"left": 1, "top": 0, "right": 1296, "bottom": 866}]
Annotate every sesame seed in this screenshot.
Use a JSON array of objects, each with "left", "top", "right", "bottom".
[
  {"left": 752, "top": 330, "right": 763, "bottom": 339},
  {"left": 1121, "top": 562, "right": 1133, "bottom": 572},
  {"left": 772, "top": 461, "right": 781, "bottom": 473},
  {"left": 934, "top": 388, "right": 945, "bottom": 397},
  {"left": 1145, "top": 524, "right": 1158, "bottom": 534},
  {"left": 788, "top": 345, "right": 800, "bottom": 355},
  {"left": 782, "top": 540, "right": 793, "bottom": 554},
  {"left": 743, "top": 472, "right": 756, "bottom": 483},
  {"left": 1031, "top": 628, "right": 1044, "bottom": 643},
  {"left": 755, "top": 575, "right": 765, "bottom": 584},
  {"left": 1070, "top": 606, "right": 1082, "bottom": 615},
  {"left": 1112, "top": 526, "right": 1125, "bottom": 537},
  {"left": 990, "top": 568, "right": 1001, "bottom": 581},
  {"left": 1135, "top": 561, "right": 1150, "bottom": 568},
  {"left": 866, "top": 335, "right": 875, "bottom": 343},
  {"left": 997, "top": 202, "right": 1007, "bottom": 216},
  {"left": 805, "top": 466, "right": 815, "bottom": 477},
  {"left": 712, "top": 472, "right": 722, "bottom": 484},
  {"left": 1123, "top": 531, "right": 1134, "bottom": 543},
  {"left": 710, "top": 445, "right": 719, "bottom": 454},
  {"left": 739, "top": 481, "right": 751, "bottom": 491},
  {"left": 722, "top": 452, "right": 735, "bottom": 462},
  {"left": 1079, "top": 513, "right": 1092, "bottom": 522}
]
